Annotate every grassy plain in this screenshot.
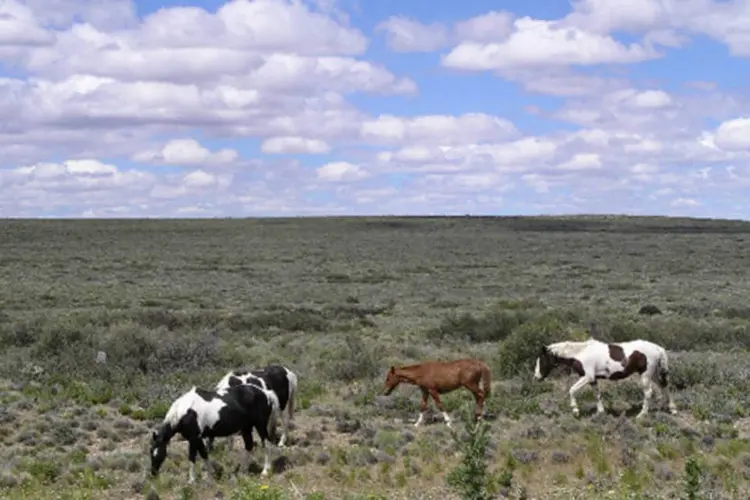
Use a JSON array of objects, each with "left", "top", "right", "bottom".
[{"left": 1, "top": 215, "right": 750, "bottom": 500}]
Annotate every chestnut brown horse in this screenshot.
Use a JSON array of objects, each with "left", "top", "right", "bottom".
[{"left": 383, "top": 358, "right": 491, "bottom": 428}]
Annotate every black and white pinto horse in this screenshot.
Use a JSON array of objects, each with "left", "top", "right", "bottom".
[
  {"left": 150, "top": 383, "right": 280, "bottom": 483},
  {"left": 209, "top": 364, "right": 298, "bottom": 451},
  {"left": 534, "top": 338, "right": 678, "bottom": 419}
]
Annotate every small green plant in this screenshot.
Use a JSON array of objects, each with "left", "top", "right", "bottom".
[
  {"left": 683, "top": 455, "right": 702, "bottom": 500},
  {"left": 231, "top": 478, "right": 286, "bottom": 500},
  {"left": 446, "top": 403, "right": 492, "bottom": 500}
]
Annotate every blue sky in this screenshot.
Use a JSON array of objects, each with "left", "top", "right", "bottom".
[{"left": 0, "top": 0, "right": 749, "bottom": 218}]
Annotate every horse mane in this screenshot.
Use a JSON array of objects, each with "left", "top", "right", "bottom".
[
  {"left": 163, "top": 386, "right": 199, "bottom": 428},
  {"left": 546, "top": 338, "right": 601, "bottom": 359}
]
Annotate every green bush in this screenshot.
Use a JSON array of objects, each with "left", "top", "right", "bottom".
[
  {"left": 446, "top": 404, "right": 493, "bottom": 500},
  {"left": 494, "top": 314, "right": 567, "bottom": 378},
  {"left": 321, "top": 335, "right": 381, "bottom": 382},
  {"left": 427, "top": 308, "right": 531, "bottom": 343},
  {"left": 231, "top": 478, "right": 287, "bottom": 500}
]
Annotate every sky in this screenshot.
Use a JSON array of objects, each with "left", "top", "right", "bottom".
[{"left": 0, "top": 0, "right": 749, "bottom": 219}]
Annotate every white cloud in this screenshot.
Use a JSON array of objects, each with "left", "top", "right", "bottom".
[
  {"left": 376, "top": 16, "right": 448, "bottom": 52},
  {"left": 558, "top": 153, "right": 602, "bottom": 171},
  {"left": 713, "top": 118, "right": 750, "bottom": 151},
  {"left": 1, "top": 1, "right": 750, "bottom": 218},
  {"left": 261, "top": 137, "right": 331, "bottom": 154},
  {"left": 630, "top": 90, "right": 673, "bottom": 108},
  {"left": 19, "top": 0, "right": 138, "bottom": 29},
  {"left": 671, "top": 197, "right": 700, "bottom": 207},
  {"left": 442, "top": 17, "right": 658, "bottom": 71},
  {"left": 360, "top": 113, "right": 518, "bottom": 146},
  {"left": 375, "top": 137, "right": 559, "bottom": 174},
  {"left": 0, "top": 0, "right": 56, "bottom": 46},
  {"left": 564, "top": 0, "right": 750, "bottom": 57},
  {"left": 132, "top": 139, "right": 239, "bottom": 166},
  {"left": 317, "top": 161, "right": 368, "bottom": 182},
  {"left": 453, "top": 11, "right": 515, "bottom": 43}
]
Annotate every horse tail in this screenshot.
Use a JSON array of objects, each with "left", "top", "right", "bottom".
[
  {"left": 480, "top": 362, "right": 491, "bottom": 397},
  {"left": 286, "top": 369, "right": 298, "bottom": 421}
]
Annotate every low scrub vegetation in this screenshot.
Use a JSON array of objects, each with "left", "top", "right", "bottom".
[{"left": 1, "top": 216, "right": 750, "bottom": 499}]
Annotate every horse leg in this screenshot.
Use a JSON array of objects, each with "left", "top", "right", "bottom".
[
  {"left": 187, "top": 440, "right": 199, "bottom": 484},
  {"left": 464, "top": 382, "right": 484, "bottom": 422},
  {"left": 636, "top": 373, "right": 654, "bottom": 419},
  {"left": 254, "top": 424, "right": 273, "bottom": 477},
  {"left": 568, "top": 376, "right": 591, "bottom": 417},
  {"left": 415, "top": 388, "right": 429, "bottom": 427},
  {"left": 239, "top": 429, "right": 255, "bottom": 474},
  {"left": 655, "top": 370, "right": 678, "bottom": 415},
  {"left": 591, "top": 381, "right": 605, "bottom": 414},
  {"left": 187, "top": 437, "right": 210, "bottom": 484},
  {"left": 428, "top": 389, "right": 452, "bottom": 428},
  {"left": 278, "top": 403, "right": 290, "bottom": 448}
]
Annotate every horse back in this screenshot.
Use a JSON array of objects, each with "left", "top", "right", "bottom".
[
  {"left": 254, "top": 365, "right": 291, "bottom": 411},
  {"left": 409, "top": 359, "right": 486, "bottom": 390},
  {"left": 616, "top": 339, "right": 664, "bottom": 360},
  {"left": 227, "top": 384, "right": 273, "bottom": 424}
]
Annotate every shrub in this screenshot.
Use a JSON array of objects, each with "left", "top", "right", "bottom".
[
  {"left": 639, "top": 304, "right": 662, "bottom": 316},
  {"left": 683, "top": 455, "right": 702, "bottom": 500},
  {"left": 494, "top": 314, "right": 567, "bottom": 378},
  {"left": 446, "top": 404, "right": 492, "bottom": 500},
  {"left": 427, "top": 308, "right": 531, "bottom": 344},
  {"left": 231, "top": 478, "right": 286, "bottom": 500},
  {"left": 321, "top": 335, "right": 381, "bottom": 382}
]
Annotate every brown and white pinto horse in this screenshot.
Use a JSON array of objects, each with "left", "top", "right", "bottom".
[
  {"left": 533, "top": 338, "right": 678, "bottom": 419},
  {"left": 383, "top": 358, "right": 491, "bottom": 428}
]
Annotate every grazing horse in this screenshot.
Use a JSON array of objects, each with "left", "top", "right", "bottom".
[
  {"left": 383, "top": 358, "right": 491, "bottom": 428},
  {"left": 533, "top": 338, "right": 678, "bottom": 419},
  {"left": 210, "top": 364, "right": 298, "bottom": 450},
  {"left": 149, "top": 384, "right": 280, "bottom": 483}
]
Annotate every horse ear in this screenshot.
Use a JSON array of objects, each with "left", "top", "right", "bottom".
[
  {"left": 389, "top": 366, "right": 395, "bottom": 374},
  {"left": 152, "top": 430, "right": 158, "bottom": 441}
]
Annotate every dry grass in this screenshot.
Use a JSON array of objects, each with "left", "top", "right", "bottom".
[{"left": 1, "top": 215, "right": 750, "bottom": 499}]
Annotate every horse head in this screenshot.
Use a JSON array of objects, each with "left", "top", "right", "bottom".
[
  {"left": 149, "top": 425, "right": 171, "bottom": 477},
  {"left": 383, "top": 366, "right": 400, "bottom": 395},
  {"left": 533, "top": 346, "right": 555, "bottom": 380}
]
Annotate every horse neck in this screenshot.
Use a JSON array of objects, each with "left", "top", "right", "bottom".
[
  {"left": 157, "top": 422, "right": 177, "bottom": 444},
  {"left": 548, "top": 340, "right": 596, "bottom": 359},
  {"left": 394, "top": 366, "right": 422, "bottom": 384},
  {"left": 553, "top": 355, "right": 581, "bottom": 369}
]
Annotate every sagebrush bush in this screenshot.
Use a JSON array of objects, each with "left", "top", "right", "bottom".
[
  {"left": 494, "top": 314, "right": 567, "bottom": 378},
  {"left": 427, "top": 308, "right": 531, "bottom": 344},
  {"left": 446, "top": 404, "right": 493, "bottom": 500},
  {"left": 320, "top": 335, "right": 381, "bottom": 382}
]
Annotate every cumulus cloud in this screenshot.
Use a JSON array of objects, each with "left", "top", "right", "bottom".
[
  {"left": 1, "top": 0, "right": 750, "bottom": 218},
  {"left": 132, "top": 139, "right": 239, "bottom": 166},
  {"left": 564, "top": 0, "right": 750, "bottom": 56},
  {"left": 713, "top": 118, "right": 750, "bottom": 151},
  {"left": 376, "top": 16, "right": 448, "bottom": 52},
  {"left": 442, "top": 18, "right": 659, "bottom": 71},
  {"left": 360, "top": 113, "right": 518, "bottom": 146},
  {"left": 316, "top": 161, "right": 368, "bottom": 182},
  {"left": 261, "top": 137, "right": 332, "bottom": 154}
]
